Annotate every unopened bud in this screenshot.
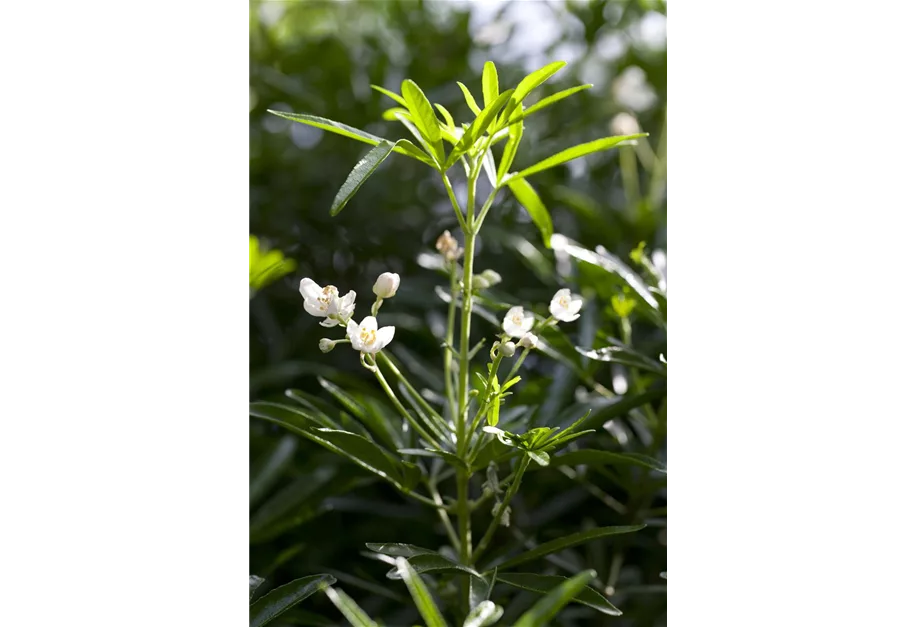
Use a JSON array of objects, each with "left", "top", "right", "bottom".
[
  {"left": 481, "top": 269, "right": 502, "bottom": 286},
  {"left": 520, "top": 332, "right": 538, "bottom": 349},
  {"left": 319, "top": 338, "right": 335, "bottom": 353},
  {"left": 435, "top": 230, "right": 463, "bottom": 261},
  {"left": 500, "top": 341, "right": 517, "bottom": 357},
  {"left": 472, "top": 275, "right": 489, "bottom": 290},
  {"left": 611, "top": 111, "right": 641, "bottom": 136},
  {"left": 372, "top": 272, "right": 401, "bottom": 299}
]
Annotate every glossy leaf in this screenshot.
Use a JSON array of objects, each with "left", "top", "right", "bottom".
[
  {"left": 493, "top": 525, "right": 646, "bottom": 571},
  {"left": 509, "top": 61, "right": 567, "bottom": 106},
  {"left": 505, "top": 84, "right": 593, "bottom": 125},
  {"left": 398, "top": 448, "right": 468, "bottom": 470},
  {"left": 579, "top": 388, "right": 666, "bottom": 431},
  {"left": 250, "top": 435, "right": 298, "bottom": 507},
  {"left": 387, "top": 553, "right": 483, "bottom": 580},
  {"left": 331, "top": 140, "right": 402, "bottom": 216},
  {"left": 318, "top": 377, "right": 400, "bottom": 449},
  {"left": 446, "top": 89, "right": 514, "bottom": 169},
  {"left": 469, "top": 568, "right": 498, "bottom": 611},
  {"left": 324, "top": 586, "right": 379, "bottom": 627},
  {"left": 497, "top": 573, "right": 621, "bottom": 617},
  {"left": 482, "top": 61, "right": 499, "bottom": 106},
  {"left": 249, "top": 574, "right": 336, "bottom": 627},
  {"left": 395, "top": 557, "right": 448, "bottom": 627},
  {"left": 250, "top": 575, "right": 266, "bottom": 600},
  {"left": 510, "top": 570, "right": 594, "bottom": 627},
  {"left": 250, "top": 401, "right": 324, "bottom": 431},
  {"left": 457, "top": 81, "right": 482, "bottom": 115},
  {"left": 464, "top": 600, "right": 503, "bottom": 627},
  {"left": 250, "top": 403, "right": 418, "bottom": 491},
  {"left": 526, "top": 450, "right": 550, "bottom": 466},
  {"left": 401, "top": 79, "right": 444, "bottom": 164},
  {"left": 366, "top": 543, "right": 440, "bottom": 559},
  {"left": 497, "top": 102, "right": 523, "bottom": 182},
  {"left": 558, "top": 449, "right": 665, "bottom": 473},
  {"left": 482, "top": 147, "right": 498, "bottom": 188},
  {"left": 505, "top": 135, "right": 647, "bottom": 183},
  {"left": 371, "top": 84, "right": 407, "bottom": 107},
  {"left": 507, "top": 178, "right": 553, "bottom": 248},
  {"left": 575, "top": 341, "right": 667, "bottom": 375},
  {"left": 266, "top": 111, "right": 434, "bottom": 166}
]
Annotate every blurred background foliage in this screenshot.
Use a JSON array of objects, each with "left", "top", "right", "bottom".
[{"left": 251, "top": 1, "right": 666, "bottom": 625}]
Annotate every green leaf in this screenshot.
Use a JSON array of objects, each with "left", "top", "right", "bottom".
[
  {"left": 446, "top": 89, "right": 514, "bottom": 169},
  {"left": 504, "top": 84, "right": 593, "bottom": 125},
  {"left": 266, "top": 111, "right": 434, "bottom": 167},
  {"left": 497, "top": 573, "right": 621, "bottom": 617},
  {"left": 508, "top": 61, "right": 567, "bottom": 107},
  {"left": 497, "top": 102, "right": 523, "bottom": 182},
  {"left": 395, "top": 557, "right": 449, "bottom": 627},
  {"left": 457, "top": 81, "right": 482, "bottom": 115},
  {"left": 250, "top": 403, "right": 418, "bottom": 491},
  {"left": 250, "top": 401, "right": 325, "bottom": 431},
  {"left": 506, "top": 135, "right": 647, "bottom": 183},
  {"left": 493, "top": 525, "right": 646, "bottom": 571},
  {"left": 249, "top": 574, "right": 336, "bottom": 627},
  {"left": 331, "top": 140, "right": 402, "bottom": 216},
  {"left": 401, "top": 80, "right": 444, "bottom": 165},
  {"left": 250, "top": 434, "right": 298, "bottom": 507},
  {"left": 398, "top": 448, "right": 468, "bottom": 471},
  {"left": 434, "top": 103, "right": 455, "bottom": 132},
  {"left": 250, "top": 575, "right": 266, "bottom": 601},
  {"left": 324, "top": 586, "right": 379, "bottom": 627},
  {"left": 469, "top": 568, "right": 498, "bottom": 611},
  {"left": 371, "top": 84, "right": 407, "bottom": 107},
  {"left": 526, "top": 450, "right": 550, "bottom": 467},
  {"left": 464, "top": 600, "right": 504, "bottom": 627},
  {"left": 366, "top": 543, "right": 440, "bottom": 559},
  {"left": 482, "top": 61, "right": 499, "bottom": 107},
  {"left": 388, "top": 553, "right": 483, "bottom": 581},
  {"left": 579, "top": 388, "right": 666, "bottom": 431},
  {"left": 510, "top": 569, "right": 594, "bottom": 627},
  {"left": 551, "top": 449, "right": 666, "bottom": 473},
  {"left": 575, "top": 343, "right": 667, "bottom": 375},
  {"left": 318, "top": 377, "right": 400, "bottom": 449},
  {"left": 507, "top": 178, "right": 553, "bottom": 248}
]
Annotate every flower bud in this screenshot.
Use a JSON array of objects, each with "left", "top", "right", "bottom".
[
  {"left": 481, "top": 269, "right": 502, "bottom": 286},
  {"left": 435, "top": 230, "right": 463, "bottom": 261},
  {"left": 472, "top": 274, "right": 489, "bottom": 290},
  {"left": 372, "top": 272, "right": 401, "bottom": 299},
  {"left": 499, "top": 341, "right": 517, "bottom": 357},
  {"left": 611, "top": 111, "right": 641, "bottom": 136},
  {"left": 319, "top": 338, "right": 335, "bottom": 353},
  {"left": 520, "top": 332, "right": 538, "bottom": 349}
]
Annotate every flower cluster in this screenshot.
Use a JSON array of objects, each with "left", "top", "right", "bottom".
[
  {"left": 501, "top": 288, "right": 584, "bottom": 348},
  {"left": 300, "top": 273, "right": 399, "bottom": 356}
]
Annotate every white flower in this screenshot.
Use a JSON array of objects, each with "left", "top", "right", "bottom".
[
  {"left": 299, "top": 278, "right": 356, "bottom": 326},
  {"left": 500, "top": 341, "right": 517, "bottom": 357},
  {"left": 319, "top": 339, "right": 335, "bottom": 353},
  {"left": 520, "top": 332, "right": 538, "bottom": 349},
  {"left": 346, "top": 316, "right": 395, "bottom": 354},
  {"left": 611, "top": 112, "right": 641, "bottom": 136},
  {"left": 549, "top": 288, "right": 583, "bottom": 322},
  {"left": 372, "top": 272, "right": 401, "bottom": 299},
  {"left": 502, "top": 306, "right": 534, "bottom": 338}
]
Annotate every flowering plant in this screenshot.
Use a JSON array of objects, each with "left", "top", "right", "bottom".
[{"left": 250, "top": 61, "right": 665, "bottom": 626}]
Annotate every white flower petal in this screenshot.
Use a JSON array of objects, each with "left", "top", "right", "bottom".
[
  {"left": 360, "top": 316, "right": 378, "bottom": 332},
  {"left": 303, "top": 300, "right": 326, "bottom": 317},
  {"left": 299, "top": 278, "right": 321, "bottom": 300},
  {"left": 346, "top": 319, "right": 359, "bottom": 341},
  {"left": 373, "top": 326, "right": 395, "bottom": 352},
  {"left": 319, "top": 317, "right": 339, "bottom": 328}
]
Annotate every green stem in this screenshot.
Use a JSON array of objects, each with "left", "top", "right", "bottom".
[
  {"left": 456, "top": 232, "right": 476, "bottom": 453},
  {"left": 372, "top": 364, "right": 439, "bottom": 448},
  {"left": 441, "top": 173, "right": 468, "bottom": 232},
  {"left": 468, "top": 352, "right": 504, "bottom": 437},
  {"left": 377, "top": 352, "right": 450, "bottom": 441},
  {"left": 472, "top": 455, "right": 531, "bottom": 562},
  {"left": 426, "top": 477, "right": 462, "bottom": 554},
  {"left": 444, "top": 262, "right": 458, "bottom": 427}
]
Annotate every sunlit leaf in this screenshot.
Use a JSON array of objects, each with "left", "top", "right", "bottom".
[
  {"left": 505, "top": 135, "right": 647, "bottom": 183},
  {"left": 324, "top": 586, "right": 379, "bottom": 627},
  {"left": 331, "top": 140, "right": 405, "bottom": 216},
  {"left": 249, "top": 574, "right": 335, "bottom": 627},
  {"left": 507, "top": 178, "right": 553, "bottom": 248},
  {"left": 366, "top": 542, "right": 440, "bottom": 559},
  {"left": 552, "top": 449, "right": 666, "bottom": 473},
  {"left": 250, "top": 575, "right": 266, "bottom": 601},
  {"left": 395, "top": 557, "right": 449, "bottom": 627},
  {"left": 402, "top": 79, "right": 444, "bottom": 164},
  {"left": 387, "top": 553, "right": 483, "bottom": 580},
  {"left": 492, "top": 525, "right": 646, "bottom": 571},
  {"left": 446, "top": 89, "right": 514, "bottom": 169},
  {"left": 497, "top": 573, "right": 621, "bottom": 617},
  {"left": 482, "top": 61, "right": 499, "bottom": 107},
  {"left": 457, "top": 81, "right": 482, "bottom": 115},
  {"left": 575, "top": 342, "right": 667, "bottom": 375},
  {"left": 505, "top": 84, "right": 593, "bottom": 125},
  {"left": 371, "top": 84, "right": 408, "bottom": 107},
  {"left": 510, "top": 569, "right": 594, "bottom": 627}
]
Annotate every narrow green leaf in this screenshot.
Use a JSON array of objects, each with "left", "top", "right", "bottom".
[
  {"left": 506, "top": 135, "right": 647, "bottom": 183},
  {"left": 382, "top": 107, "right": 411, "bottom": 121},
  {"left": 445, "top": 89, "right": 514, "bottom": 169},
  {"left": 575, "top": 343, "right": 667, "bottom": 375},
  {"left": 464, "top": 600, "right": 504, "bottom": 627},
  {"left": 366, "top": 543, "right": 439, "bottom": 558},
  {"left": 324, "top": 586, "right": 379, "bottom": 627},
  {"left": 505, "top": 84, "right": 593, "bottom": 125},
  {"left": 457, "top": 81, "right": 482, "bottom": 115},
  {"left": 482, "top": 147, "right": 498, "bottom": 188},
  {"left": 250, "top": 575, "right": 266, "bottom": 600},
  {"left": 398, "top": 448, "right": 468, "bottom": 471},
  {"left": 250, "top": 435, "right": 298, "bottom": 507},
  {"left": 507, "top": 178, "right": 553, "bottom": 248},
  {"left": 501, "top": 376, "right": 522, "bottom": 392},
  {"left": 469, "top": 568, "right": 498, "bottom": 611},
  {"left": 526, "top": 450, "right": 550, "bottom": 466},
  {"left": 249, "top": 574, "right": 336, "bottom": 627},
  {"left": 388, "top": 553, "right": 483, "bottom": 580},
  {"left": 509, "top": 61, "right": 567, "bottom": 106},
  {"left": 579, "top": 388, "right": 665, "bottom": 432},
  {"left": 497, "top": 102, "right": 523, "bottom": 182},
  {"left": 250, "top": 402, "right": 417, "bottom": 491},
  {"left": 434, "top": 103, "right": 455, "bottom": 130},
  {"left": 266, "top": 111, "right": 434, "bottom": 166},
  {"left": 371, "top": 84, "right": 407, "bottom": 107},
  {"left": 249, "top": 401, "right": 325, "bottom": 431},
  {"left": 511, "top": 569, "right": 594, "bottom": 627},
  {"left": 331, "top": 140, "right": 399, "bottom": 216},
  {"left": 482, "top": 61, "right": 499, "bottom": 106},
  {"left": 494, "top": 525, "right": 646, "bottom": 571},
  {"left": 551, "top": 449, "right": 666, "bottom": 473},
  {"left": 318, "top": 377, "right": 400, "bottom": 450},
  {"left": 395, "top": 557, "right": 449, "bottom": 627},
  {"left": 401, "top": 79, "right": 444, "bottom": 165},
  {"left": 497, "top": 573, "right": 621, "bottom": 617}
]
